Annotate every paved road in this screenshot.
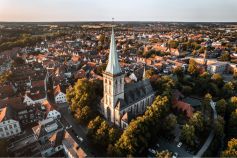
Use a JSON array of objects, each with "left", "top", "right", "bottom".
[
  {"left": 195, "top": 100, "right": 217, "bottom": 157},
  {"left": 57, "top": 103, "right": 99, "bottom": 157},
  {"left": 158, "top": 138, "right": 193, "bottom": 157}
]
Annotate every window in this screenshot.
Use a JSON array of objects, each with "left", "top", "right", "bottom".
[
  {"left": 9, "top": 125, "right": 12, "bottom": 129},
  {"left": 0, "top": 128, "right": 3, "bottom": 132},
  {"left": 14, "top": 124, "right": 17, "bottom": 128},
  {"left": 4, "top": 126, "right": 7, "bottom": 130}
]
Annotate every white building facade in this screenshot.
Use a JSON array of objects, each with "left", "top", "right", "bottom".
[
  {"left": 55, "top": 92, "right": 67, "bottom": 104},
  {"left": 0, "top": 119, "right": 21, "bottom": 138}
]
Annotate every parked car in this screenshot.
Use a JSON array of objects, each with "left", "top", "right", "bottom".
[
  {"left": 148, "top": 148, "right": 156, "bottom": 155},
  {"left": 177, "top": 142, "right": 182, "bottom": 148},
  {"left": 76, "top": 136, "right": 83, "bottom": 142},
  {"left": 66, "top": 125, "right": 72, "bottom": 129},
  {"left": 172, "top": 152, "right": 178, "bottom": 158}
]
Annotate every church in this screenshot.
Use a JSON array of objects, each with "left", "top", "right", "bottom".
[{"left": 101, "top": 27, "right": 155, "bottom": 129}]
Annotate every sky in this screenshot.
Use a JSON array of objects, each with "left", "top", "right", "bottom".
[{"left": 0, "top": 0, "right": 237, "bottom": 22}]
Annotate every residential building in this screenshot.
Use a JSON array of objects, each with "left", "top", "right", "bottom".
[
  {"left": 46, "top": 110, "right": 61, "bottom": 119},
  {"left": 207, "top": 62, "right": 227, "bottom": 74},
  {"left": 54, "top": 84, "right": 67, "bottom": 104},
  {"left": 0, "top": 107, "right": 21, "bottom": 138}
]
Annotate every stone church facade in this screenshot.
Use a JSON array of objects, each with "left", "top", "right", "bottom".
[{"left": 101, "top": 28, "right": 155, "bottom": 129}]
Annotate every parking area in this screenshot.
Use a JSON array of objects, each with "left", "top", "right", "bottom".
[{"left": 148, "top": 138, "right": 194, "bottom": 158}]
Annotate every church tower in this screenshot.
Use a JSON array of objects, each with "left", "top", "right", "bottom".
[{"left": 103, "top": 27, "right": 125, "bottom": 123}]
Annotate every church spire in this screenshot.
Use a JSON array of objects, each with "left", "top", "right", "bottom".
[
  {"left": 143, "top": 65, "right": 146, "bottom": 80},
  {"left": 105, "top": 27, "right": 122, "bottom": 75}
]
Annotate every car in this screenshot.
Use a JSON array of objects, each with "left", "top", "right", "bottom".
[
  {"left": 66, "top": 125, "right": 72, "bottom": 129},
  {"left": 76, "top": 136, "right": 83, "bottom": 142},
  {"left": 172, "top": 152, "right": 178, "bottom": 158},
  {"left": 177, "top": 142, "right": 182, "bottom": 148},
  {"left": 148, "top": 148, "right": 156, "bottom": 155}
]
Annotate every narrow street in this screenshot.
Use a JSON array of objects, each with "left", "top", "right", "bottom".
[{"left": 57, "top": 103, "right": 100, "bottom": 157}]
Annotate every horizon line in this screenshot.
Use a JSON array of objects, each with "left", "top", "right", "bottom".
[{"left": 0, "top": 20, "right": 237, "bottom": 23}]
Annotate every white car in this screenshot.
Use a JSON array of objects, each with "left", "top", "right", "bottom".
[
  {"left": 148, "top": 148, "right": 156, "bottom": 155},
  {"left": 76, "top": 136, "right": 83, "bottom": 142},
  {"left": 66, "top": 125, "right": 72, "bottom": 129},
  {"left": 177, "top": 142, "right": 182, "bottom": 148},
  {"left": 172, "top": 152, "right": 178, "bottom": 158}
]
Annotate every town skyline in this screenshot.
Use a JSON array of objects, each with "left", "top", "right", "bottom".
[{"left": 1, "top": 0, "right": 237, "bottom": 22}]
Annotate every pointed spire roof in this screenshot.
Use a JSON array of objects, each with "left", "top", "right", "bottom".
[
  {"left": 143, "top": 65, "right": 146, "bottom": 80},
  {"left": 105, "top": 27, "right": 122, "bottom": 75}
]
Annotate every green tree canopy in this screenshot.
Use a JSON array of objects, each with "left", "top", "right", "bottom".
[
  {"left": 181, "top": 124, "right": 195, "bottom": 147},
  {"left": 188, "top": 59, "right": 199, "bottom": 76},
  {"left": 216, "top": 99, "right": 227, "bottom": 117},
  {"left": 188, "top": 111, "right": 205, "bottom": 133},
  {"left": 214, "top": 116, "right": 225, "bottom": 137},
  {"left": 115, "top": 96, "right": 170, "bottom": 156}
]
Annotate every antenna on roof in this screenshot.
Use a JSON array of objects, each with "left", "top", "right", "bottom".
[{"left": 112, "top": 18, "right": 115, "bottom": 27}]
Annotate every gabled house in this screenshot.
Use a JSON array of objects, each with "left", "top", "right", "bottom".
[{"left": 54, "top": 85, "right": 67, "bottom": 104}]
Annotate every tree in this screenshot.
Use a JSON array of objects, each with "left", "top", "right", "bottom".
[
  {"left": 115, "top": 96, "right": 170, "bottom": 156},
  {"left": 202, "top": 93, "right": 212, "bottom": 117},
  {"left": 153, "top": 75, "right": 176, "bottom": 97},
  {"left": 180, "top": 124, "right": 195, "bottom": 147},
  {"left": 188, "top": 59, "right": 199, "bottom": 76},
  {"left": 223, "top": 82, "right": 235, "bottom": 98},
  {"left": 211, "top": 73, "right": 223, "bottom": 87},
  {"left": 228, "top": 109, "right": 237, "bottom": 137},
  {"left": 87, "top": 116, "right": 121, "bottom": 151},
  {"left": 156, "top": 150, "right": 172, "bottom": 158},
  {"left": 227, "top": 96, "right": 237, "bottom": 115},
  {"left": 163, "top": 114, "right": 177, "bottom": 133},
  {"left": 216, "top": 99, "right": 227, "bottom": 117},
  {"left": 173, "top": 66, "right": 184, "bottom": 80},
  {"left": 66, "top": 78, "right": 102, "bottom": 114},
  {"left": 221, "top": 138, "right": 237, "bottom": 157},
  {"left": 87, "top": 116, "right": 103, "bottom": 138},
  {"left": 181, "top": 85, "right": 193, "bottom": 96},
  {"left": 220, "top": 52, "right": 230, "bottom": 61},
  {"left": 95, "top": 121, "right": 110, "bottom": 147},
  {"left": 0, "top": 71, "right": 12, "bottom": 84},
  {"left": 188, "top": 111, "right": 205, "bottom": 133},
  {"left": 74, "top": 106, "right": 93, "bottom": 124},
  {"left": 145, "top": 69, "right": 155, "bottom": 79},
  {"left": 214, "top": 116, "right": 225, "bottom": 137}
]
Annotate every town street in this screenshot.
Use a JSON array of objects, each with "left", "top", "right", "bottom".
[{"left": 57, "top": 103, "right": 100, "bottom": 157}]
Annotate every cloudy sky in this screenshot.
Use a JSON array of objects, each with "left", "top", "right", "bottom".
[{"left": 0, "top": 0, "right": 236, "bottom": 22}]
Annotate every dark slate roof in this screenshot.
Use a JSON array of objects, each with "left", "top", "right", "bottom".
[
  {"left": 116, "top": 79, "right": 154, "bottom": 110},
  {"left": 32, "top": 118, "right": 63, "bottom": 138}
]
